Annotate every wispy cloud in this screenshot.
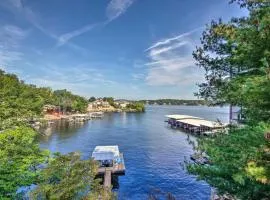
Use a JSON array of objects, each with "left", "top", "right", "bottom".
[
  {"left": 56, "top": 0, "right": 135, "bottom": 47},
  {"left": 149, "top": 41, "right": 188, "bottom": 57},
  {"left": 132, "top": 73, "right": 145, "bottom": 80},
  {"left": 21, "top": 63, "right": 118, "bottom": 97},
  {"left": 106, "top": 0, "right": 134, "bottom": 21},
  {"left": 144, "top": 27, "right": 204, "bottom": 86},
  {"left": 145, "top": 27, "right": 203, "bottom": 51},
  {"left": 3, "top": 0, "right": 135, "bottom": 48},
  {"left": 1, "top": 0, "right": 90, "bottom": 55},
  {"left": 0, "top": 51, "right": 23, "bottom": 64},
  {"left": 3, "top": 25, "right": 28, "bottom": 40},
  {"left": 133, "top": 59, "right": 145, "bottom": 68},
  {"left": 2, "top": 0, "right": 48, "bottom": 36},
  {"left": 0, "top": 25, "right": 28, "bottom": 67},
  {"left": 56, "top": 23, "right": 100, "bottom": 47}
]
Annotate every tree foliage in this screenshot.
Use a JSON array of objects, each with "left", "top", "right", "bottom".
[
  {"left": 102, "top": 97, "right": 115, "bottom": 107},
  {"left": 32, "top": 152, "right": 115, "bottom": 200},
  {"left": 126, "top": 102, "right": 145, "bottom": 112},
  {"left": 0, "top": 70, "right": 54, "bottom": 130},
  {"left": 53, "top": 89, "right": 88, "bottom": 113},
  {"left": 189, "top": 1, "right": 270, "bottom": 199},
  {"left": 193, "top": 0, "right": 270, "bottom": 122},
  {"left": 0, "top": 70, "right": 88, "bottom": 130},
  {"left": 0, "top": 127, "right": 49, "bottom": 199},
  {"left": 88, "top": 96, "right": 96, "bottom": 102},
  {"left": 188, "top": 124, "right": 270, "bottom": 199}
]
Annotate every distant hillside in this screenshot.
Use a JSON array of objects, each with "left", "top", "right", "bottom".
[{"left": 139, "top": 99, "right": 206, "bottom": 106}]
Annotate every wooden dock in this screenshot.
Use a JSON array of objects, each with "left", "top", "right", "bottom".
[
  {"left": 97, "top": 153, "right": 125, "bottom": 175},
  {"left": 104, "top": 169, "right": 112, "bottom": 188},
  {"left": 95, "top": 153, "right": 125, "bottom": 188}
]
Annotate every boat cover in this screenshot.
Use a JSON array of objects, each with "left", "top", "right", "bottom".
[{"left": 92, "top": 145, "right": 120, "bottom": 161}]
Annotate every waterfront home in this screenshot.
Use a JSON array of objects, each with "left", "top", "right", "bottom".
[
  {"left": 114, "top": 100, "right": 129, "bottom": 108},
  {"left": 87, "top": 99, "right": 111, "bottom": 112},
  {"left": 43, "top": 104, "right": 60, "bottom": 115},
  {"left": 87, "top": 103, "right": 94, "bottom": 111}
]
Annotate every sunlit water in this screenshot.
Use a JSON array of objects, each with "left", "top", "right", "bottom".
[{"left": 38, "top": 105, "right": 229, "bottom": 200}]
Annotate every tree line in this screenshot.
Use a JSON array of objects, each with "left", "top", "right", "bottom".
[
  {"left": 0, "top": 69, "right": 88, "bottom": 131},
  {"left": 139, "top": 99, "right": 206, "bottom": 106}
]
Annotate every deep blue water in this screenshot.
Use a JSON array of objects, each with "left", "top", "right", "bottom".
[{"left": 38, "top": 105, "right": 229, "bottom": 200}]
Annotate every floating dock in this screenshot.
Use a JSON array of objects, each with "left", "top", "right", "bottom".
[
  {"left": 165, "top": 114, "right": 226, "bottom": 135},
  {"left": 92, "top": 146, "right": 125, "bottom": 188},
  {"left": 89, "top": 112, "right": 104, "bottom": 118}
]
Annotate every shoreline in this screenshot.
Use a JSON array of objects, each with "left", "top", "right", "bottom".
[{"left": 42, "top": 109, "right": 143, "bottom": 121}]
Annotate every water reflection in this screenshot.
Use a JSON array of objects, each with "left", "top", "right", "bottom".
[{"left": 38, "top": 120, "right": 87, "bottom": 143}]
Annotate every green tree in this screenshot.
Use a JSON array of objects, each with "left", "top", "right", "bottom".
[
  {"left": 188, "top": 124, "right": 270, "bottom": 199},
  {"left": 0, "top": 127, "right": 49, "bottom": 199},
  {"left": 32, "top": 152, "right": 115, "bottom": 200},
  {"left": 88, "top": 97, "right": 96, "bottom": 102},
  {"left": 0, "top": 70, "right": 55, "bottom": 130},
  {"left": 53, "top": 89, "right": 88, "bottom": 113},
  {"left": 192, "top": 0, "right": 270, "bottom": 122},
  {"left": 188, "top": 1, "right": 270, "bottom": 199},
  {"left": 0, "top": 70, "right": 89, "bottom": 131},
  {"left": 102, "top": 97, "right": 115, "bottom": 107},
  {"left": 126, "top": 102, "right": 145, "bottom": 112}
]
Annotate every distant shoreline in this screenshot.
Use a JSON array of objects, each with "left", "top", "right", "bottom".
[
  {"left": 145, "top": 104, "right": 205, "bottom": 106},
  {"left": 138, "top": 99, "right": 206, "bottom": 106}
]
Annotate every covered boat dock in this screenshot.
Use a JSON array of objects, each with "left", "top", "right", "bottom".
[
  {"left": 91, "top": 145, "right": 125, "bottom": 188},
  {"left": 165, "top": 114, "right": 226, "bottom": 135}
]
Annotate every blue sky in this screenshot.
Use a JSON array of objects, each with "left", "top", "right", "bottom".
[{"left": 0, "top": 0, "right": 247, "bottom": 99}]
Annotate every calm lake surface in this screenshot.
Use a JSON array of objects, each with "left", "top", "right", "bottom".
[{"left": 38, "top": 105, "right": 229, "bottom": 200}]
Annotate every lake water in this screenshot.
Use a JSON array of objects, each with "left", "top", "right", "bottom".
[{"left": 38, "top": 105, "right": 229, "bottom": 200}]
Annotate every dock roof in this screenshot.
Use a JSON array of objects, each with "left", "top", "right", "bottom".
[
  {"left": 71, "top": 114, "right": 88, "bottom": 117},
  {"left": 177, "top": 118, "right": 225, "bottom": 128},
  {"left": 92, "top": 145, "right": 120, "bottom": 161},
  {"left": 165, "top": 114, "right": 202, "bottom": 120}
]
